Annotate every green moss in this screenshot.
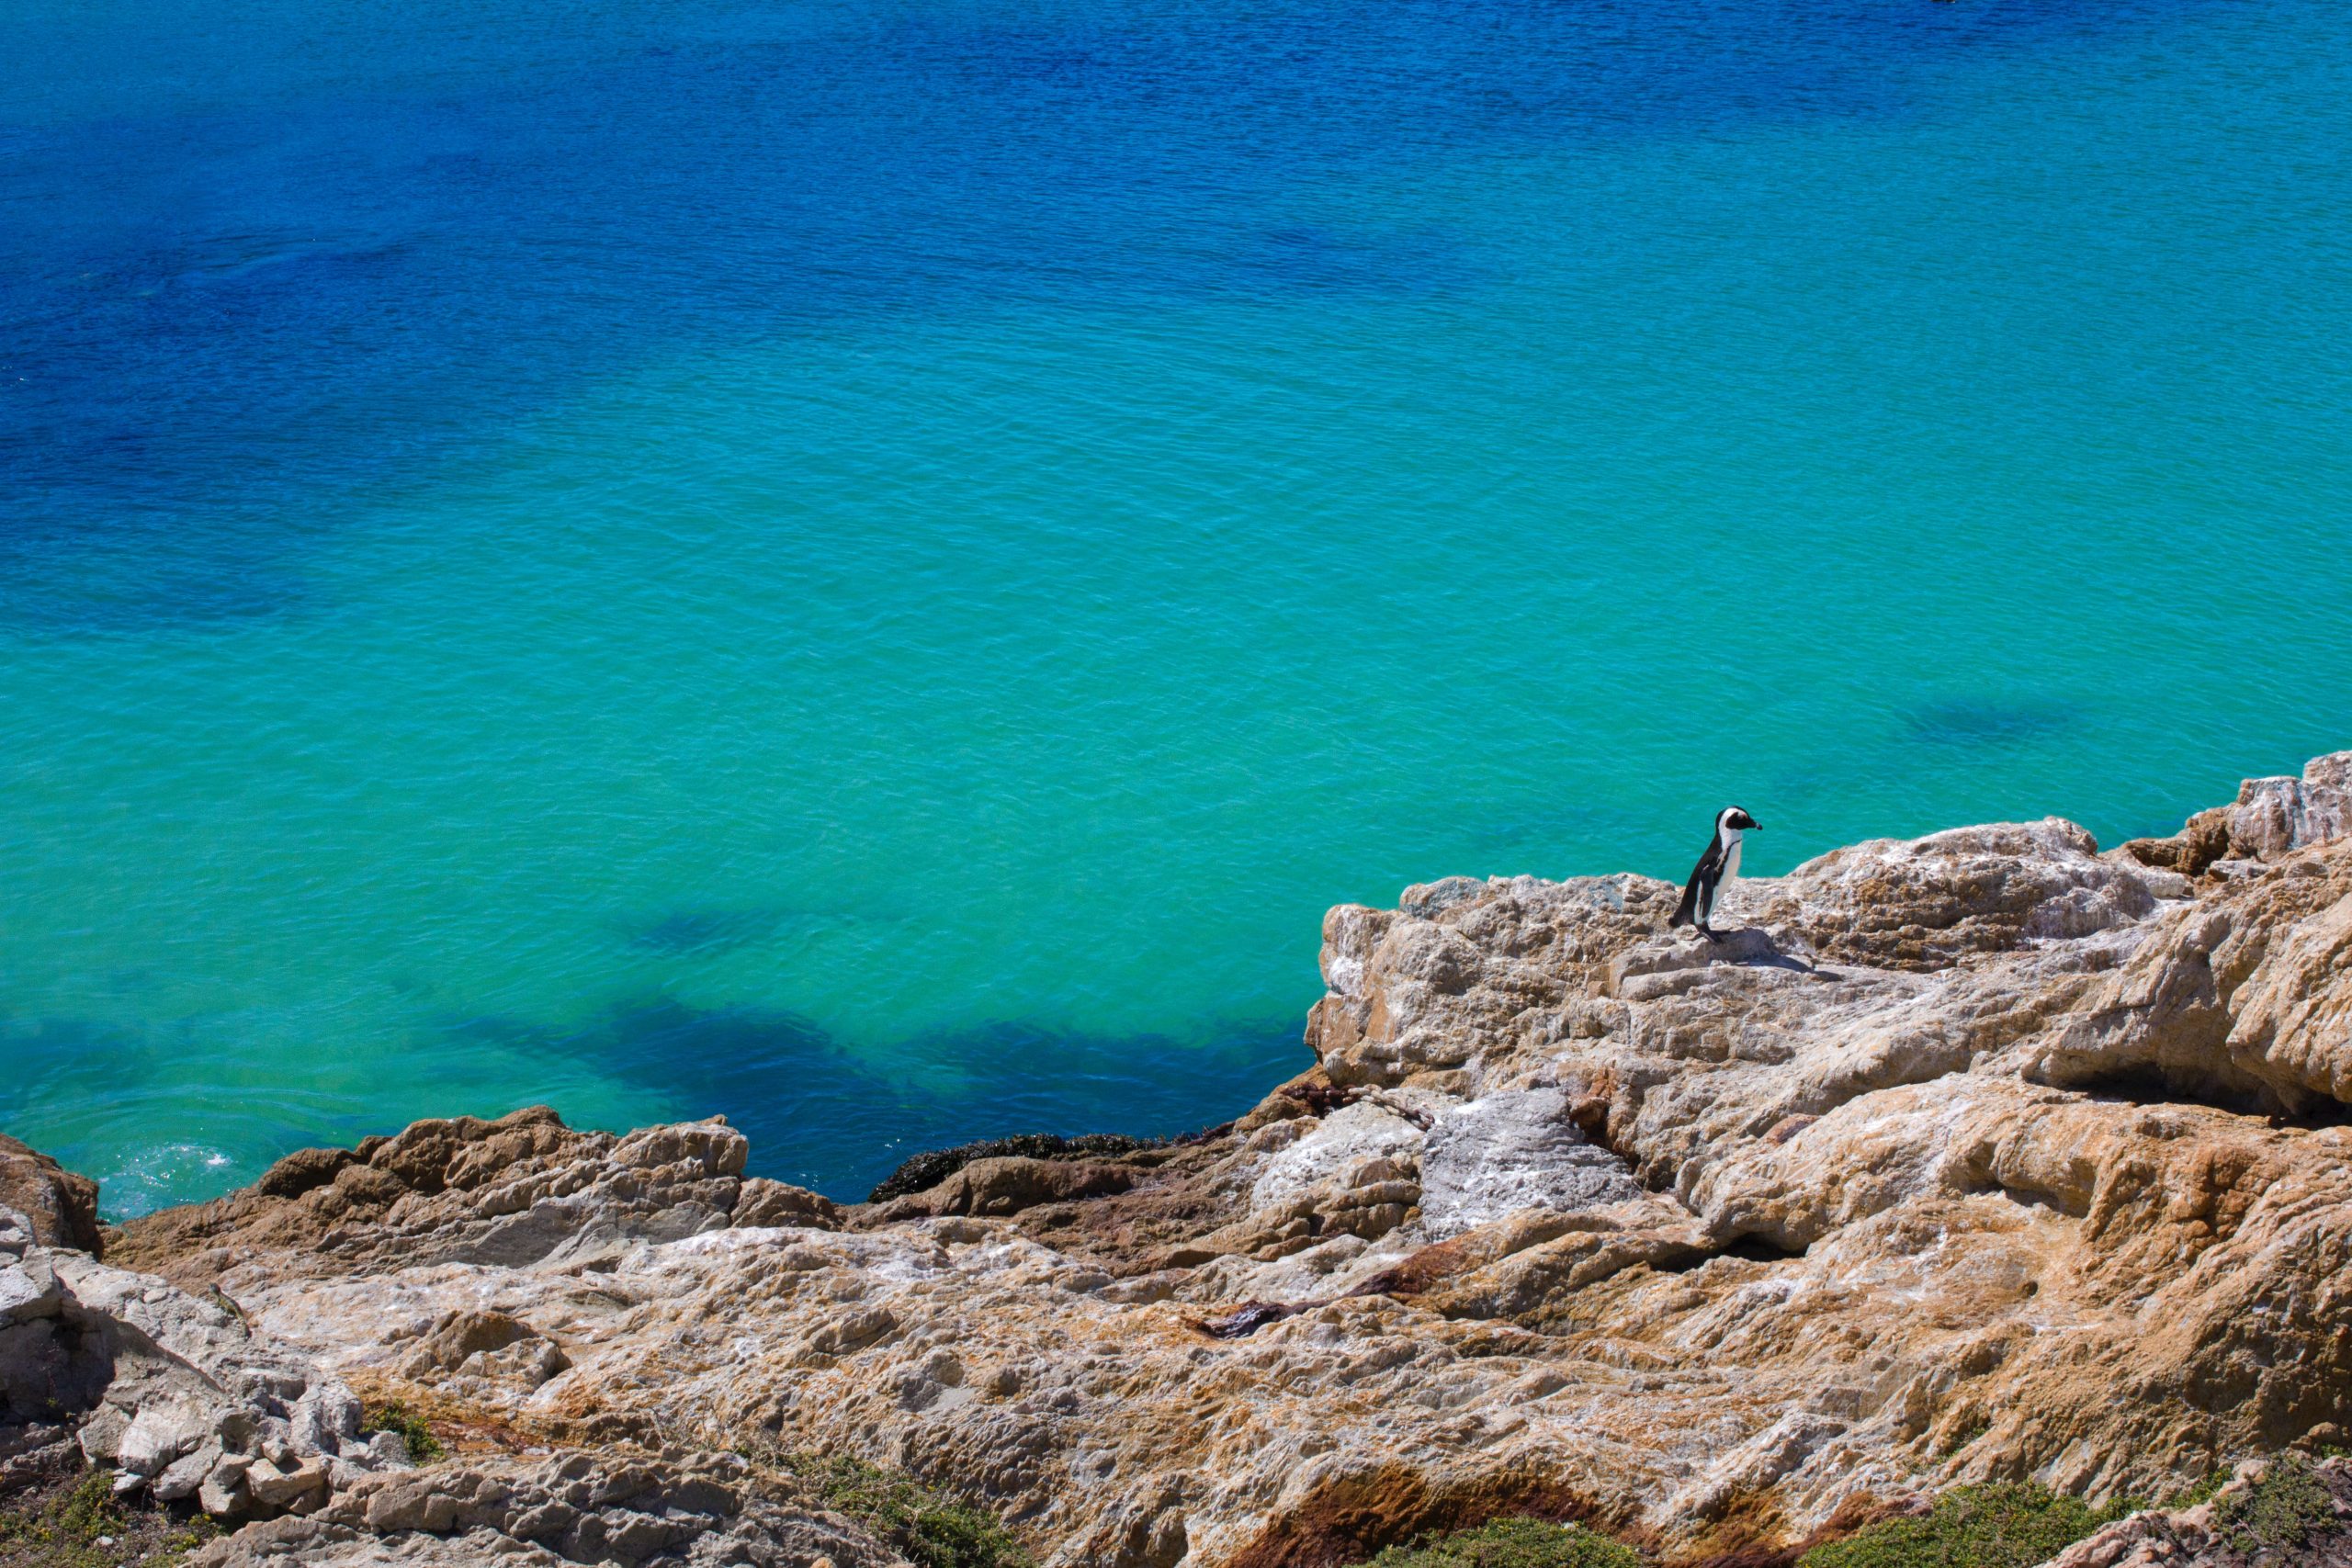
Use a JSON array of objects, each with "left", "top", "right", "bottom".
[
  {"left": 153, "top": 1514, "right": 224, "bottom": 1565},
  {"left": 1353, "top": 1517, "right": 1642, "bottom": 1568},
  {"left": 2213, "top": 1453, "right": 2337, "bottom": 1555},
  {"left": 1944, "top": 1423, "right": 1990, "bottom": 1456},
  {"left": 1798, "top": 1483, "right": 2125, "bottom": 1568},
  {"left": 0, "top": 1466, "right": 224, "bottom": 1567},
  {"left": 0, "top": 1469, "right": 127, "bottom": 1567},
  {"left": 790, "top": 1452, "right": 1035, "bottom": 1568},
  {"left": 356, "top": 1400, "right": 445, "bottom": 1462},
  {"left": 866, "top": 1134, "right": 1167, "bottom": 1203},
  {"left": 49, "top": 1472, "right": 124, "bottom": 1547}
]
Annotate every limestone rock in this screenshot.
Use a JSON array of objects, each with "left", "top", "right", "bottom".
[
  {"left": 155, "top": 1438, "right": 225, "bottom": 1501},
  {"left": 1747, "top": 816, "right": 2161, "bottom": 969},
  {"left": 107, "top": 1108, "right": 756, "bottom": 1289},
  {"left": 0, "top": 1135, "right": 102, "bottom": 1254},
  {"left": 1416, "top": 1089, "right": 1642, "bottom": 1236},
  {"left": 0, "top": 1229, "right": 66, "bottom": 1326},
  {"left": 2225, "top": 753, "right": 2352, "bottom": 863},
  {"left": 105, "top": 1108, "right": 871, "bottom": 1296},
  {"left": 870, "top": 1156, "right": 1136, "bottom": 1220},
  {"left": 2026, "top": 839, "right": 2352, "bottom": 1116},
  {"left": 2, "top": 1213, "right": 383, "bottom": 1522},
  {"left": 183, "top": 1447, "right": 910, "bottom": 1567},
  {"left": 2120, "top": 750, "right": 2352, "bottom": 874},
  {"left": 395, "top": 1309, "right": 571, "bottom": 1391},
  {"left": 734, "top": 1177, "right": 843, "bottom": 1231}
]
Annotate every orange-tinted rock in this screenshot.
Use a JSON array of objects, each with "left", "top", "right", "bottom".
[{"left": 0, "top": 1134, "right": 102, "bottom": 1254}]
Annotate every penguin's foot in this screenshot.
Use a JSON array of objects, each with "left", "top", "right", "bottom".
[{"left": 1700, "top": 925, "right": 1723, "bottom": 943}]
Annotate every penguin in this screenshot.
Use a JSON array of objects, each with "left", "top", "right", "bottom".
[{"left": 1668, "top": 807, "right": 1760, "bottom": 940}]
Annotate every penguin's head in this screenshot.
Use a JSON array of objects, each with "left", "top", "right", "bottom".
[{"left": 1719, "top": 807, "right": 1760, "bottom": 833}]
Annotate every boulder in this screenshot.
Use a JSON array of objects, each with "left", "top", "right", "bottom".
[
  {"left": 874, "top": 1156, "right": 1136, "bottom": 1219},
  {"left": 0, "top": 1136, "right": 102, "bottom": 1254},
  {"left": 107, "top": 1108, "right": 781, "bottom": 1290},
  {"left": 2120, "top": 749, "right": 2352, "bottom": 873},
  {"left": 0, "top": 1218, "right": 388, "bottom": 1520},
  {"left": 734, "top": 1177, "right": 844, "bottom": 1230},
  {"left": 183, "top": 1447, "right": 910, "bottom": 1568}
]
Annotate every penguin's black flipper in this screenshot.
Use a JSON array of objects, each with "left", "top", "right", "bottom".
[{"left": 1668, "top": 866, "right": 1704, "bottom": 929}]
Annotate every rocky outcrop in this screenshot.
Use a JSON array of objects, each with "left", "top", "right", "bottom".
[
  {"left": 1, "top": 1201, "right": 396, "bottom": 1522},
  {"left": 102, "top": 1110, "right": 842, "bottom": 1292},
  {"left": 10, "top": 750, "right": 2352, "bottom": 1568},
  {"left": 868, "top": 1156, "right": 1138, "bottom": 1221},
  {"left": 2120, "top": 751, "right": 2352, "bottom": 878},
  {"left": 186, "top": 1448, "right": 907, "bottom": 1567},
  {"left": 0, "top": 1133, "right": 103, "bottom": 1254}
]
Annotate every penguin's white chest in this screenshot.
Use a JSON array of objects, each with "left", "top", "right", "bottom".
[{"left": 1720, "top": 829, "right": 1743, "bottom": 882}]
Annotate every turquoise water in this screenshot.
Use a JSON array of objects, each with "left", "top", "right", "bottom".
[{"left": 5, "top": 0, "right": 2349, "bottom": 1214}]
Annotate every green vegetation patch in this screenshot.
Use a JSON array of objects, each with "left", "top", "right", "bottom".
[
  {"left": 1799, "top": 1483, "right": 2127, "bottom": 1568},
  {"left": 1354, "top": 1517, "right": 1641, "bottom": 1568},
  {"left": 2213, "top": 1453, "right": 2340, "bottom": 1556},
  {"left": 145, "top": 1512, "right": 222, "bottom": 1567},
  {"left": 357, "top": 1400, "right": 446, "bottom": 1462},
  {"left": 0, "top": 1468, "right": 220, "bottom": 1568},
  {"left": 866, "top": 1134, "right": 1166, "bottom": 1203},
  {"left": 0, "top": 1469, "right": 126, "bottom": 1567},
  {"left": 792, "top": 1452, "right": 1035, "bottom": 1568},
  {"left": 2161, "top": 1470, "right": 2225, "bottom": 1511}
]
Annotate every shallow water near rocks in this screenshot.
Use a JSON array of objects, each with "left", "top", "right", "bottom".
[{"left": 5, "top": 0, "right": 2349, "bottom": 1212}]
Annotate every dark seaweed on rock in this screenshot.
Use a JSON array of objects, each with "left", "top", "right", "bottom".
[
  {"left": 1194, "top": 1300, "right": 1306, "bottom": 1339},
  {"left": 865, "top": 1133, "right": 1171, "bottom": 1204}
]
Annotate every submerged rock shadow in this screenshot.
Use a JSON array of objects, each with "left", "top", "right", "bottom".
[
  {"left": 466, "top": 1000, "right": 1306, "bottom": 1201},
  {"left": 1905, "top": 698, "right": 2078, "bottom": 749}
]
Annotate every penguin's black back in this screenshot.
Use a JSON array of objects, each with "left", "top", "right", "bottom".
[{"left": 1668, "top": 825, "right": 1728, "bottom": 928}]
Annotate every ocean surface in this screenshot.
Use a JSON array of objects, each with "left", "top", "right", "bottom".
[{"left": 6, "top": 0, "right": 2349, "bottom": 1215}]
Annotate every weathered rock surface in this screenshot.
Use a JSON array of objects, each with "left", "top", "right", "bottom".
[
  {"left": 2121, "top": 751, "right": 2352, "bottom": 877},
  {"left": 186, "top": 1447, "right": 907, "bottom": 1567},
  {"left": 0, "top": 1133, "right": 103, "bottom": 1254},
  {"left": 101, "top": 1110, "right": 825, "bottom": 1289},
  {"left": 1, "top": 1198, "right": 391, "bottom": 1525},
  {"left": 10, "top": 750, "right": 2351, "bottom": 1568}
]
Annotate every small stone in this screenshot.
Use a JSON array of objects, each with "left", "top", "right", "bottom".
[
  {"left": 154, "top": 1440, "right": 222, "bottom": 1502},
  {"left": 198, "top": 1461, "right": 250, "bottom": 1519},
  {"left": 0, "top": 1256, "right": 63, "bottom": 1324},
  {"left": 249, "top": 1454, "right": 331, "bottom": 1506},
  {"left": 76, "top": 1406, "right": 130, "bottom": 1466},
  {"left": 118, "top": 1395, "right": 212, "bottom": 1476}
]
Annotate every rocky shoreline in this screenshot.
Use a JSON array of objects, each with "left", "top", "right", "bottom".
[{"left": 7, "top": 752, "right": 2352, "bottom": 1567}]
